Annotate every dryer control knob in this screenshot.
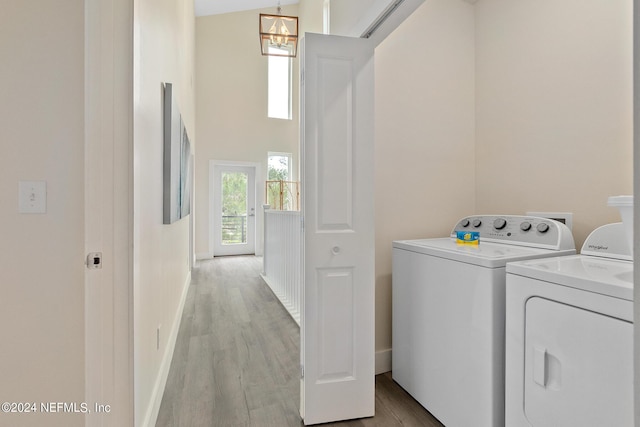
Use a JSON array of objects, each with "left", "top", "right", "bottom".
[
  {"left": 472, "top": 219, "right": 482, "bottom": 228},
  {"left": 537, "top": 223, "right": 550, "bottom": 233},
  {"left": 460, "top": 219, "right": 470, "bottom": 227},
  {"left": 493, "top": 218, "right": 507, "bottom": 230},
  {"left": 520, "top": 221, "right": 532, "bottom": 231}
]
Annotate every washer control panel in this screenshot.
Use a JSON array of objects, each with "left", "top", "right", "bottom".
[{"left": 451, "top": 215, "right": 575, "bottom": 250}]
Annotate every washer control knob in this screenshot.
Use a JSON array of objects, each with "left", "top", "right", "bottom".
[
  {"left": 537, "top": 223, "right": 550, "bottom": 233},
  {"left": 493, "top": 218, "right": 507, "bottom": 230},
  {"left": 472, "top": 219, "right": 482, "bottom": 228},
  {"left": 460, "top": 219, "right": 470, "bottom": 227},
  {"left": 520, "top": 221, "right": 532, "bottom": 231}
]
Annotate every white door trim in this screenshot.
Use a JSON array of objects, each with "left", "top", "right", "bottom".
[
  {"left": 84, "top": 0, "right": 134, "bottom": 425},
  {"left": 208, "top": 160, "right": 263, "bottom": 257}
]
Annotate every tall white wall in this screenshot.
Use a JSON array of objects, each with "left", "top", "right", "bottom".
[
  {"left": 475, "top": 0, "right": 633, "bottom": 248},
  {"left": 375, "top": 0, "right": 476, "bottom": 359},
  {"left": 0, "top": 2, "right": 86, "bottom": 426},
  {"left": 195, "top": 6, "right": 300, "bottom": 258},
  {"left": 133, "top": 0, "right": 195, "bottom": 424}
]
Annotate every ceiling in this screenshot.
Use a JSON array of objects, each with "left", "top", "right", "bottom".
[{"left": 195, "top": 0, "right": 300, "bottom": 17}]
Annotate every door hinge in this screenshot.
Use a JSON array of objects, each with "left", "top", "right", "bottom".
[{"left": 301, "top": 365, "right": 304, "bottom": 379}]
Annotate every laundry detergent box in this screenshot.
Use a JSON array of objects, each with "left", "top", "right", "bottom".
[{"left": 456, "top": 231, "right": 479, "bottom": 245}]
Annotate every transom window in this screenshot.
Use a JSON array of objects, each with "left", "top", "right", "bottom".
[{"left": 267, "top": 46, "right": 293, "bottom": 120}]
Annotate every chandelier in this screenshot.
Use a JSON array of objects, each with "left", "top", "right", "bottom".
[{"left": 259, "top": 3, "right": 298, "bottom": 58}]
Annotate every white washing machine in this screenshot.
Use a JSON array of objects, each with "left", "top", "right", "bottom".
[
  {"left": 505, "top": 221, "right": 633, "bottom": 427},
  {"left": 392, "top": 215, "right": 576, "bottom": 427}
]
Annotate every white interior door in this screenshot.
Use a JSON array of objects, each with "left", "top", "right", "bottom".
[
  {"left": 213, "top": 164, "right": 256, "bottom": 256},
  {"left": 300, "top": 33, "right": 375, "bottom": 425}
]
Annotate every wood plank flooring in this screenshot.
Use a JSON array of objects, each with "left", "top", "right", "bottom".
[{"left": 156, "top": 256, "right": 443, "bottom": 427}]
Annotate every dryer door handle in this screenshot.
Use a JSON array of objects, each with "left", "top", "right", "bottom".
[{"left": 533, "top": 347, "right": 547, "bottom": 387}]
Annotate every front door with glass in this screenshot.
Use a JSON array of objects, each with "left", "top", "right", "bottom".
[{"left": 213, "top": 165, "right": 256, "bottom": 256}]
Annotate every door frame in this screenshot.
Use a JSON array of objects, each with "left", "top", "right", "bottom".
[
  {"left": 212, "top": 164, "right": 257, "bottom": 256},
  {"left": 84, "top": 0, "right": 134, "bottom": 425},
  {"left": 208, "top": 160, "right": 263, "bottom": 257}
]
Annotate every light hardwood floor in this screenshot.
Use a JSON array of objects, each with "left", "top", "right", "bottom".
[{"left": 156, "top": 256, "right": 443, "bottom": 427}]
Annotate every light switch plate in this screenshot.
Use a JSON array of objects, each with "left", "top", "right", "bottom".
[{"left": 19, "top": 181, "right": 47, "bottom": 214}]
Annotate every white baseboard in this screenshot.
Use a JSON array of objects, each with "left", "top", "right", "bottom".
[
  {"left": 375, "top": 348, "right": 392, "bottom": 375},
  {"left": 141, "top": 271, "right": 191, "bottom": 427}
]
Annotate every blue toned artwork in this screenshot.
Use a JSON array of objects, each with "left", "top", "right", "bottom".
[
  {"left": 180, "top": 123, "right": 192, "bottom": 218},
  {"left": 163, "top": 82, "right": 192, "bottom": 224}
]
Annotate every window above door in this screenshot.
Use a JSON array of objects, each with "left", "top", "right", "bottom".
[{"left": 267, "top": 46, "right": 293, "bottom": 120}]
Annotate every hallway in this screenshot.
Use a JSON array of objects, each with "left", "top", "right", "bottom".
[{"left": 156, "top": 256, "right": 443, "bottom": 426}]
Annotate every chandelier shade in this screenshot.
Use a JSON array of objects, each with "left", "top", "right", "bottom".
[{"left": 259, "top": 12, "right": 298, "bottom": 57}]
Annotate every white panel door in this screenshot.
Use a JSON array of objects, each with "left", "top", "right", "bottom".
[
  {"left": 213, "top": 165, "right": 256, "bottom": 256},
  {"left": 300, "top": 33, "right": 375, "bottom": 425}
]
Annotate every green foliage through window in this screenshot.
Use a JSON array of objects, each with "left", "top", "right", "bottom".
[
  {"left": 221, "top": 172, "right": 247, "bottom": 244},
  {"left": 267, "top": 154, "right": 298, "bottom": 210}
]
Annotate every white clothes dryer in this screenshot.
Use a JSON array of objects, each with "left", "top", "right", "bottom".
[
  {"left": 392, "top": 215, "right": 575, "bottom": 427},
  {"left": 505, "top": 222, "right": 633, "bottom": 427}
]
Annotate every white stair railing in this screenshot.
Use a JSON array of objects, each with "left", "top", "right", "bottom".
[{"left": 261, "top": 207, "right": 301, "bottom": 325}]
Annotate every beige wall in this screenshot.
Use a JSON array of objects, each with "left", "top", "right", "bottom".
[
  {"left": 330, "top": 0, "right": 375, "bottom": 36},
  {"left": 195, "top": 6, "right": 300, "bottom": 258},
  {"left": 475, "top": 0, "right": 633, "bottom": 248},
  {"left": 0, "top": 2, "right": 86, "bottom": 426},
  {"left": 133, "top": 0, "right": 195, "bottom": 424},
  {"left": 299, "top": 0, "right": 325, "bottom": 35},
  {"left": 330, "top": 0, "right": 391, "bottom": 37},
  {"left": 375, "top": 0, "right": 632, "bottom": 361},
  {"left": 375, "top": 0, "right": 477, "bottom": 353}
]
